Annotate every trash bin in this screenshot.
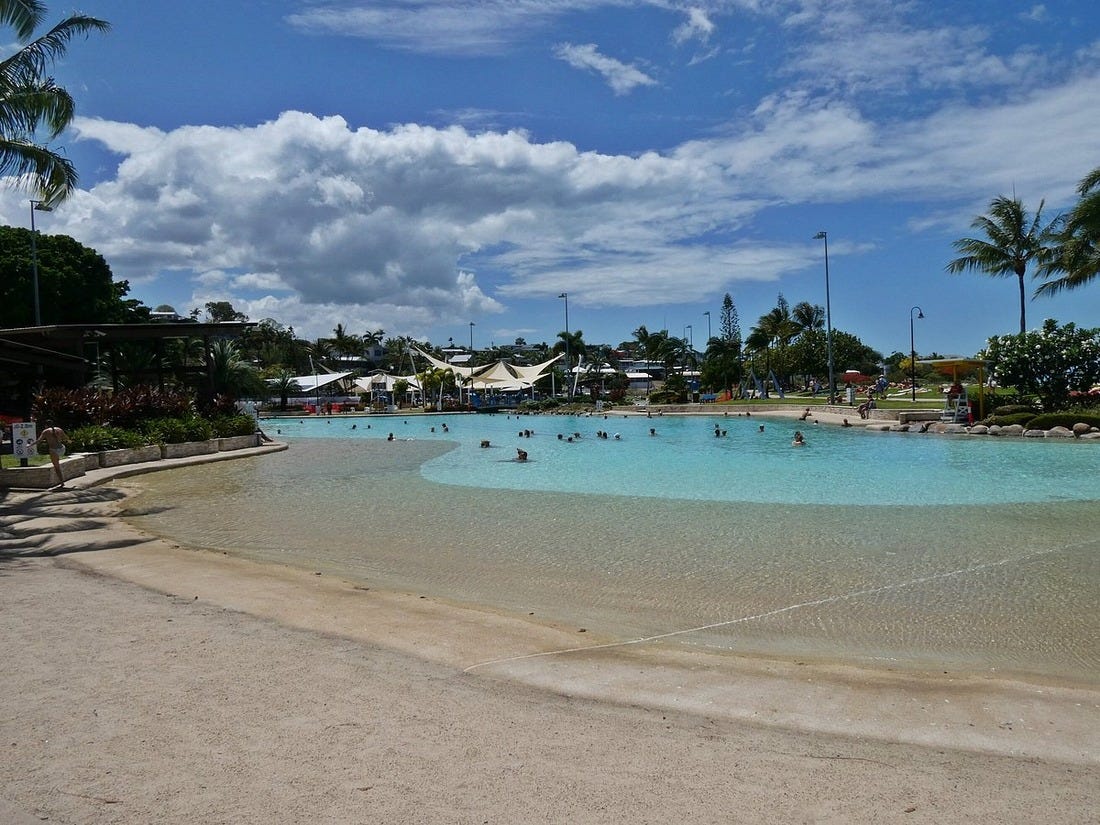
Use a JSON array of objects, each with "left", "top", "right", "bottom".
[{"left": 846, "top": 386, "right": 856, "bottom": 405}]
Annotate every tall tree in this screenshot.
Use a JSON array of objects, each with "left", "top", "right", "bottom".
[
  {"left": 0, "top": 0, "right": 110, "bottom": 205},
  {"left": 1037, "top": 166, "right": 1100, "bottom": 297},
  {"left": 719, "top": 293, "right": 741, "bottom": 345},
  {"left": 196, "top": 300, "right": 248, "bottom": 323},
  {"left": 946, "top": 195, "right": 1059, "bottom": 334},
  {"left": 0, "top": 226, "right": 147, "bottom": 326}
]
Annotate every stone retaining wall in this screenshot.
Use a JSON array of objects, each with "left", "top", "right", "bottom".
[
  {"left": 99, "top": 445, "right": 163, "bottom": 468},
  {"left": 1, "top": 436, "right": 264, "bottom": 490},
  {"left": 161, "top": 440, "right": 220, "bottom": 460}
]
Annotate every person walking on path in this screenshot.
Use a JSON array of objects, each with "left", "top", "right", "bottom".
[{"left": 30, "top": 422, "right": 70, "bottom": 488}]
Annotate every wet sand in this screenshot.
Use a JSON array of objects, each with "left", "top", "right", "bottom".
[{"left": 1, "top": 450, "right": 1098, "bottom": 823}]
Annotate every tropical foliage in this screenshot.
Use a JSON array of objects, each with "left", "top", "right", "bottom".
[
  {"left": 31, "top": 385, "right": 194, "bottom": 430},
  {"left": 981, "top": 319, "right": 1100, "bottom": 411},
  {"left": 1037, "top": 166, "right": 1100, "bottom": 297},
  {"left": 946, "top": 195, "right": 1059, "bottom": 334},
  {"left": 0, "top": 0, "right": 110, "bottom": 204},
  {"left": 0, "top": 226, "right": 148, "bottom": 327}
]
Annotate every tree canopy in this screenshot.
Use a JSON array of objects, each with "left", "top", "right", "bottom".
[
  {"left": 981, "top": 319, "right": 1100, "bottom": 411},
  {"left": 0, "top": 225, "right": 148, "bottom": 326}
]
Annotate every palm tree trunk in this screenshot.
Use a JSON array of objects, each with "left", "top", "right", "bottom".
[{"left": 1017, "top": 271, "right": 1026, "bottom": 334}]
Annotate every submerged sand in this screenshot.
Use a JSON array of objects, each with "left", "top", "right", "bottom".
[{"left": 1, "top": 449, "right": 1098, "bottom": 824}]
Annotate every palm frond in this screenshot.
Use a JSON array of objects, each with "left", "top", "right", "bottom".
[
  {"left": 0, "top": 0, "right": 46, "bottom": 41},
  {"left": 0, "top": 135, "right": 75, "bottom": 201}
]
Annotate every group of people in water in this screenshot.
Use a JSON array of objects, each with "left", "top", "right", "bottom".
[{"left": 297, "top": 409, "right": 816, "bottom": 460}]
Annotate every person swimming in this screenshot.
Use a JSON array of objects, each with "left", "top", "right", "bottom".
[{"left": 516, "top": 448, "right": 528, "bottom": 461}]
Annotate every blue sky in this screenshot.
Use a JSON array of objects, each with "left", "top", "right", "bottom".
[{"left": 3, "top": 0, "right": 1100, "bottom": 361}]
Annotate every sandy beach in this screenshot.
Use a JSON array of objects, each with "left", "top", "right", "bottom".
[{"left": 2, "top": 447, "right": 1098, "bottom": 824}]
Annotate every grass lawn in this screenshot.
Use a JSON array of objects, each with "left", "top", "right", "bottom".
[{"left": 2, "top": 454, "right": 49, "bottom": 468}]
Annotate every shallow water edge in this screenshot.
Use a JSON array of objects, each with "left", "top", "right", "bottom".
[{"left": 121, "top": 438, "right": 1100, "bottom": 687}]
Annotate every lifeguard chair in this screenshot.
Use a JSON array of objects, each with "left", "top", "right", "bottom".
[
  {"left": 941, "top": 387, "right": 971, "bottom": 423},
  {"left": 917, "top": 358, "right": 988, "bottom": 423}
]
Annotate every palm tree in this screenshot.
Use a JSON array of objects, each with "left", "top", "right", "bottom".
[
  {"left": 743, "top": 326, "right": 771, "bottom": 393},
  {"left": 792, "top": 301, "right": 824, "bottom": 333},
  {"left": 209, "top": 339, "right": 261, "bottom": 399},
  {"left": 268, "top": 369, "right": 302, "bottom": 411},
  {"left": 553, "top": 329, "right": 586, "bottom": 393},
  {"left": 1037, "top": 167, "right": 1100, "bottom": 297},
  {"left": 0, "top": 1, "right": 110, "bottom": 205},
  {"left": 361, "top": 328, "right": 385, "bottom": 363},
  {"left": 701, "top": 336, "right": 742, "bottom": 395},
  {"left": 749, "top": 301, "right": 799, "bottom": 392},
  {"left": 946, "top": 195, "right": 1060, "bottom": 334},
  {"left": 308, "top": 338, "right": 333, "bottom": 366},
  {"left": 330, "top": 323, "right": 363, "bottom": 359},
  {"left": 632, "top": 325, "right": 661, "bottom": 394}
]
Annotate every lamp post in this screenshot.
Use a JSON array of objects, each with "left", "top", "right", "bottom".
[
  {"left": 703, "top": 310, "right": 711, "bottom": 343},
  {"left": 685, "top": 324, "right": 692, "bottom": 350},
  {"left": 29, "top": 200, "right": 53, "bottom": 326},
  {"left": 910, "top": 306, "right": 924, "bottom": 402},
  {"left": 813, "top": 231, "right": 835, "bottom": 403},
  {"left": 558, "top": 292, "right": 569, "bottom": 396}
]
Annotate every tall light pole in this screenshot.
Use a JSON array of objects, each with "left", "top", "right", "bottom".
[
  {"left": 703, "top": 310, "right": 711, "bottom": 343},
  {"left": 813, "top": 231, "right": 835, "bottom": 403},
  {"left": 29, "top": 200, "right": 53, "bottom": 326},
  {"left": 685, "top": 324, "right": 692, "bottom": 350},
  {"left": 910, "top": 306, "right": 924, "bottom": 402},
  {"left": 558, "top": 292, "right": 569, "bottom": 396}
]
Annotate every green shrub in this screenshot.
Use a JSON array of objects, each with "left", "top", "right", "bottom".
[
  {"left": 68, "top": 425, "right": 149, "bottom": 452},
  {"left": 1026, "top": 413, "right": 1100, "bottom": 431},
  {"left": 141, "top": 416, "right": 214, "bottom": 443},
  {"left": 211, "top": 414, "right": 257, "bottom": 437},
  {"left": 992, "top": 404, "right": 1039, "bottom": 416},
  {"left": 982, "top": 412, "right": 1037, "bottom": 427}
]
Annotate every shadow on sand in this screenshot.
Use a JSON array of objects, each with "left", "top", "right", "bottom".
[{"left": 0, "top": 486, "right": 161, "bottom": 563}]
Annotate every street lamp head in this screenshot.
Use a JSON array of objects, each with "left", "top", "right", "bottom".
[
  {"left": 31, "top": 200, "right": 54, "bottom": 213},
  {"left": 813, "top": 231, "right": 826, "bottom": 240},
  {"left": 917, "top": 310, "right": 924, "bottom": 319}
]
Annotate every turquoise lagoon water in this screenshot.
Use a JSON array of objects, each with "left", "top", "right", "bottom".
[
  {"left": 264, "top": 411, "right": 1100, "bottom": 505},
  {"left": 123, "top": 413, "right": 1100, "bottom": 683}
]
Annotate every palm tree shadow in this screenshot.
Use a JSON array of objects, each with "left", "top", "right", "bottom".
[{"left": 0, "top": 486, "right": 166, "bottom": 565}]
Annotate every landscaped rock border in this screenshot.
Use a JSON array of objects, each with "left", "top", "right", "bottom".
[{"left": 867, "top": 421, "right": 1100, "bottom": 439}]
